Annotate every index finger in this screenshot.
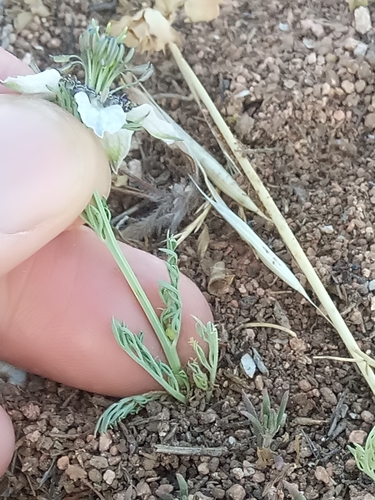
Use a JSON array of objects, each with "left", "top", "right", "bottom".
[{"left": 0, "top": 48, "right": 34, "bottom": 94}]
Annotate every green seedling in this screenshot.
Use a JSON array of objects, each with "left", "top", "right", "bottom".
[
  {"left": 176, "top": 474, "right": 189, "bottom": 500},
  {"left": 349, "top": 425, "right": 375, "bottom": 482},
  {"left": 83, "top": 193, "right": 219, "bottom": 433},
  {"left": 241, "top": 389, "right": 289, "bottom": 449}
]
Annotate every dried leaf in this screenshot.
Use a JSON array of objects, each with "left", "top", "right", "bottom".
[
  {"left": 314, "top": 466, "right": 332, "bottom": 485},
  {"left": 110, "top": 8, "right": 180, "bottom": 53},
  {"left": 347, "top": 0, "right": 368, "bottom": 11},
  {"left": 207, "top": 261, "right": 234, "bottom": 296},
  {"left": 184, "top": 0, "right": 221, "bottom": 22},
  {"left": 197, "top": 224, "right": 210, "bottom": 260},
  {"left": 273, "top": 301, "right": 291, "bottom": 330},
  {"left": 256, "top": 447, "right": 273, "bottom": 468},
  {"left": 113, "top": 174, "right": 128, "bottom": 188},
  {"left": 154, "top": 0, "right": 184, "bottom": 18}
]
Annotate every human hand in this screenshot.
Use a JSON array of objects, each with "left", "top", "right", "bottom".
[{"left": 0, "top": 49, "right": 212, "bottom": 475}]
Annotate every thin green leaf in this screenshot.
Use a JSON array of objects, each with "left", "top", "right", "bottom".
[
  {"left": 188, "top": 361, "right": 208, "bottom": 391},
  {"left": 276, "top": 391, "right": 289, "bottom": 429},
  {"left": 95, "top": 392, "right": 163, "bottom": 433},
  {"left": 176, "top": 473, "right": 189, "bottom": 499},
  {"left": 113, "top": 319, "right": 185, "bottom": 402}
]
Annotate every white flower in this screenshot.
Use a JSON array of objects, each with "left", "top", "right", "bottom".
[
  {"left": 126, "top": 104, "right": 181, "bottom": 144},
  {"left": 102, "top": 129, "right": 133, "bottom": 173},
  {"left": 74, "top": 91, "right": 127, "bottom": 138},
  {"left": 1, "top": 69, "right": 61, "bottom": 94}
]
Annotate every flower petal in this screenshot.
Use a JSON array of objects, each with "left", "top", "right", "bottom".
[
  {"left": 1, "top": 69, "right": 61, "bottom": 94},
  {"left": 127, "top": 104, "right": 181, "bottom": 144},
  {"left": 102, "top": 129, "right": 134, "bottom": 173},
  {"left": 74, "top": 92, "right": 126, "bottom": 138}
]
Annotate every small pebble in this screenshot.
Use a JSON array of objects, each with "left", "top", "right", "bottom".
[
  {"left": 226, "top": 484, "right": 246, "bottom": 500},
  {"left": 320, "top": 387, "right": 337, "bottom": 405},
  {"left": 198, "top": 462, "right": 210, "bottom": 475},
  {"left": 232, "top": 467, "right": 244, "bottom": 480},
  {"left": 99, "top": 433, "right": 112, "bottom": 452},
  {"left": 307, "top": 52, "right": 317, "bottom": 65},
  {"left": 369, "top": 280, "right": 375, "bottom": 292},
  {"left": 252, "top": 471, "right": 266, "bottom": 483},
  {"left": 65, "top": 464, "right": 87, "bottom": 481},
  {"left": 365, "top": 113, "right": 375, "bottom": 129},
  {"left": 333, "top": 110, "right": 345, "bottom": 121},
  {"left": 361, "top": 410, "right": 375, "bottom": 423},
  {"left": 303, "top": 38, "right": 315, "bottom": 49},
  {"left": 243, "top": 460, "right": 255, "bottom": 476},
  {"left": 57, "top": 456, "right": 69, "bottom": 471},
  {"left": 155, "top": 484, "right": 174, "bottom": 497},
  {"left": 354, "top": 42, "right": 368, "bottom": 57},
  {"left": 103, "top": 469, "right": 116, "bottom": 485},
  {"left": 88, "top": 468, "right": 102, "bottom": 483},
  {"left": 344, "top": 37, "right": 359, "bottom": 51},
  {"left": 355, "top": 6, "right": 372, "bottom": 35},
  {"left": 341, "top": 80, "right": 355, "bottom": 94},
  {"left": 344, "top": 458, "right": 357, "bottom": 473},
  {"left": 355, "top": 79, "right": 366, "bottom": 93},
  {"left": 299, "top": 379, "right": 312, "bottom": 392},
  {"left": 349, "top": 429, "right": 367, "bottom": 445},
  {"left": 89, "top": 456, "right": 109, "bottom": 469},
  {"left": 322, "top": 82, "right": 331, "bottom": 95},
  {"left": 315, "top": 466, "right": 331, "bottom": 485},
  {"left": 321, "top": 225, "right": 334, "bottom": 234},
  {"left": 136, "top": 482, "right": 152, "bottom": 496},
  {"left": 284, "top": 79, "right": 296, "bottom": 89}
]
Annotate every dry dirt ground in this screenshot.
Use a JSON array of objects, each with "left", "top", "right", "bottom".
[{"left": 2, "top": 0, "right": 375, "bottom": 499}]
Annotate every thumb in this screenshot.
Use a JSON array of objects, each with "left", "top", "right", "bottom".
[
  {"left": 0, "top": 406, "right": 15, "bottom": 476},
  {"left": 0, "top": 94, "right": 111, "bottom": 276}
]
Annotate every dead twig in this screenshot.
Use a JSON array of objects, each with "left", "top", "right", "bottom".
[{"left": 154, "top": 445, "right": 228, "bottom": 457}]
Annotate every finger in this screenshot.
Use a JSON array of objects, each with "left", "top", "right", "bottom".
[
  {"left": 0, "top": 95, "right": 111, "bottom": 276},
  {"left": 0, "top": 406, "right": 15, "bottom": 476},
  {"left": 0, "top": 227, "right": 213, "bottom": 397},
  {"left": 0, "top": 48, "right": 33, "bottom": 94}
]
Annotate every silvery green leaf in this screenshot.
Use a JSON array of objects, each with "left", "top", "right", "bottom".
[
  {"left": 1, "top": 68, "right": 61, "bottom": 94},
  {"left": 127, "top": 104, "right": 182, "bottom": 145},
  {"left": 74, "top": 91, "right": 126, "bottom": 138},
  {"left": 102, "top": 129, "right": 133, "bottom": 173}
]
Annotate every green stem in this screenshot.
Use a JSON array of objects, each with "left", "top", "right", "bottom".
[{"left": 89, "top": 192, "right": 183, "bottom": 376}]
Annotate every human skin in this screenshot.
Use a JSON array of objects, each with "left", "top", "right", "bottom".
[{"left": 0, "top": 48, "right": 212, "bottom": 475}]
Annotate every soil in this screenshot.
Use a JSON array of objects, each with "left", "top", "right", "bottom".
[{"left": 2, "top": 0, "right": 375, "bottom": 499}]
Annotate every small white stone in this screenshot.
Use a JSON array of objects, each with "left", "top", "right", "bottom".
[
  {"left": 198, "top": 462, "right": 210, "bottom": 475},
  {"left": 354, "top": 42, "right": 368, "bottom": 57},
  {"left": 232, "top": 467, "right": 244, "bottom": 480},
  {"left": 355, "top": 7, "right": 372, "bottom": 35},
  {"left": 303, "top": 38, "right": 315, "bottom": 49},
  {"left": 344, "top": 37, "right": 359, "bottom": 51},
  {"left": 322, "top": 82, "right": 331, "bottom": 96},
  {"left": 103, "top": 469, "right": 116, "bottom": 485},
  {"left": 307, "top": 52, "right": 317, "bottom": 65},
  {"left": 341, "top": 80, "right": 355, "bottom": 94},
  {"left": 321, "top": 225, "right": 334, "bottom": 234}
]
